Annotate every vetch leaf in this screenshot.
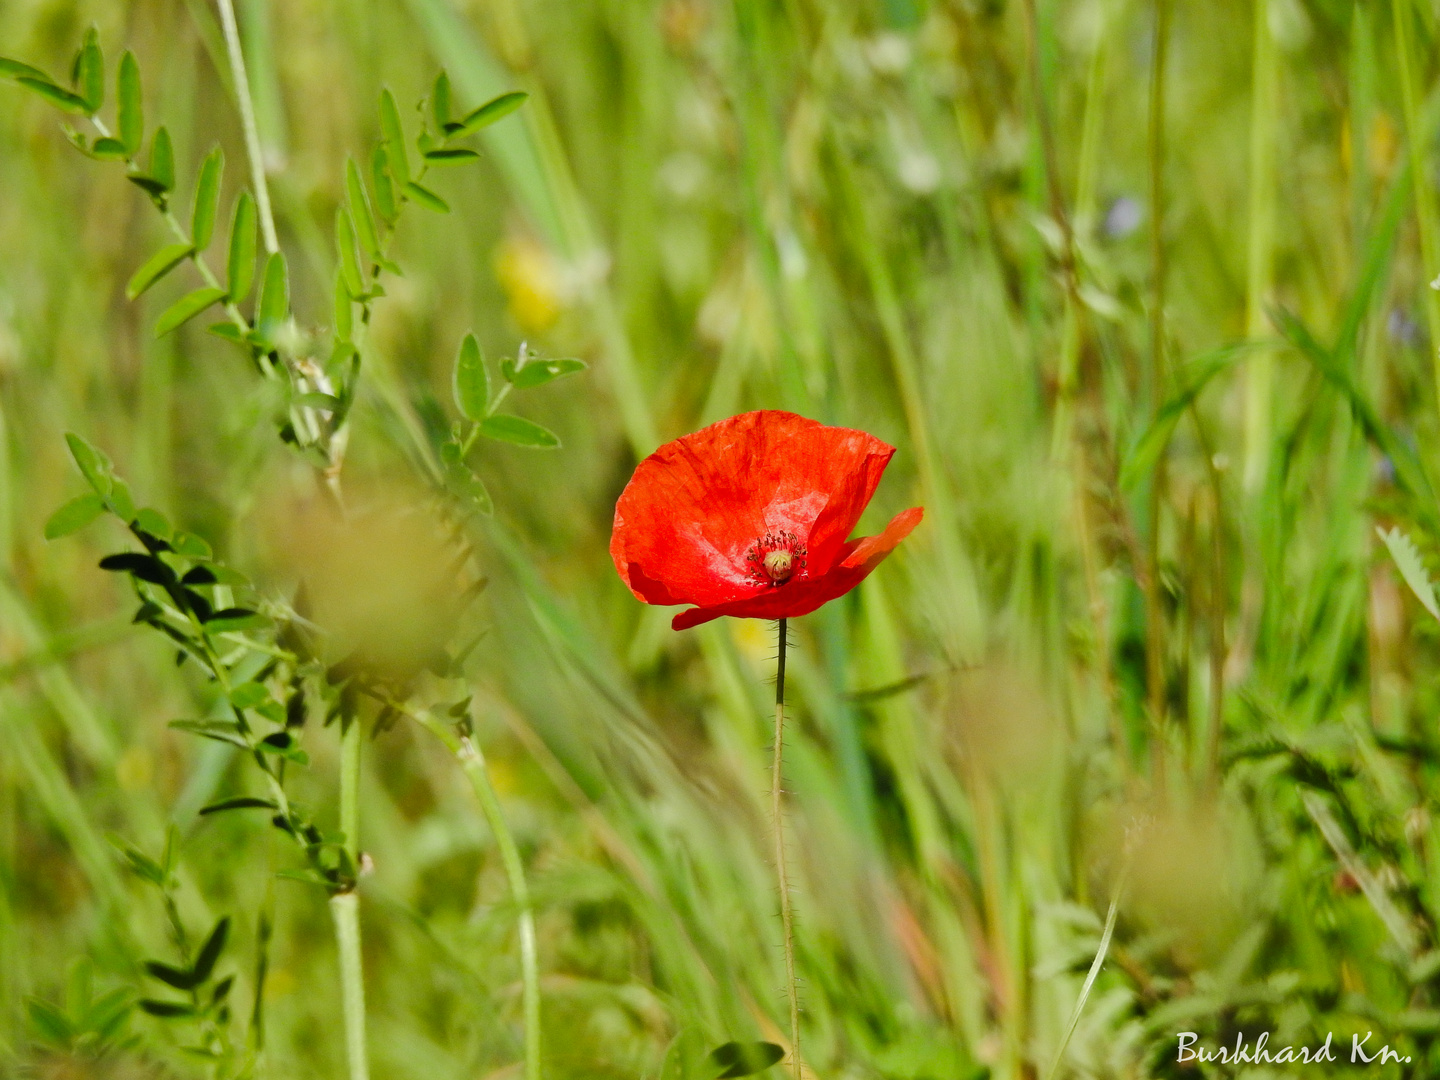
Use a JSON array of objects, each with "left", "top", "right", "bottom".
[
  {"left": 155, "top": 287, "right": 226, "bottom": 337},
  {"left": 707, "top": 1041, "right": 785, "bottom": 1078},
  {"left": 478, "top": 414, "right": 560, "bottom": 448},
  {"left": 403, "top": 180, "right": 448, "bottom": 213},
  {"left": 77, "top": 28, "right": 103, "bottom": 114},
  {"left": 453, "top": 333, "right": 489, "bottom": 420},
  {"left": 98, "top": 552, "right": 176, "bottom": 586},
  {"left": 345, "top": 157, "right": 382, "bottom": 262},
  {"left": 370, "top": 143, "right": 397, "bottom": 224},
  {"left": 0, "top": 58, "right": 51, "bottom": 84},
  {"left": 1380, "top": 526, "right": 1440, "bottom": 622},
  {"left": 423, "top": 147, "right": 480, "bottom": 166},
  {"left": 192, "top": 917, "right": 229, "bottom": 983},
  {"left": 133, "top": 507, "right": 171, "bottom": 542},
  {"left": 229, "top": 682, "right": 269, "bottom": 709},
  {"left": 335, "top": 208, "right": 364, "bottom": 298},
  {"left": 150, "top": 126, "right": 174, "bottom": 191},
  {"left": 145, "top": 962, "right": 201, "bottom": 992},
  {"left": 450, "top": 91, "right": 527, "bottom": 138},
  {"left": 126, "top": 173, "right": 169, "bottom": 198},
  {"left": 256, "top": 252, "right": 288, "bottom": 334},
  {"left": 432, "top": 70, "right": 452, "bottom": 129},
  {"left": 445, "top": 462, "right": 493, "bottom": 515},
  {"left": 171, "top": 531, "right": 212, "bottom": 559},
  {"left": 191, "top": 147, "right": 223, "bottom": 251},
  {"left": 379, "top": 87, "right": 409, "bottom": 185},
  {"left": 507, "top": 356, "right": 587, "bottom": 389},
  {"left": 90, "top": 137, "right": 128, "bottom": 160},
  {"left": 139, "top": 999, "right": 195, "bottom": 1018},
  {"left": 199, "top": 796, "right": 277, "bottom": 815},
  {"left": 17, "top": 77, "right": 89, "bottom": 114},
  {"left": 227, "top": 192, "right": 257, "bottom": 302},
  {"left": 205, "top": 608, "right": 270, "bottom": 633},
  {"left": 45, "top": 493, "right": 106, "bottom": 539},
  {"left": 65, "top": 432, "right": 112, "bottom": 496},
  {"left": 126, "top": 242, "right": 192, "bottom": 300},
  {"left": 117, "top": 51, "right": 142, "bottom": 155}
]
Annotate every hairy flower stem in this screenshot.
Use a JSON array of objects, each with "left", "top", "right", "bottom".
[
  {"left": 330, "top": 892, "right": 369, "bottom": 1080},
  {"left": 773, "top": 618, "right": 800, "bottom": 1079},
  {"left": 215, "top": 0, "right": 278, "bottom": 254},
  {"left": 458, "top": 735, "right": 542, "bottom": 1080},
  {"left": 401, "top": 700, "right": 541, "bottom": 1080}
]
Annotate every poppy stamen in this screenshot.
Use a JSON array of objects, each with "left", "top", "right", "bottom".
[{"left": 748, "top": 531, "right": 807, "bottom": 587}]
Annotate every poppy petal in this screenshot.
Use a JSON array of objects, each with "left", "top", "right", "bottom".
[
  {"left": 611, "top": 411, "right": 896, "bottom": 608},
  {"left": 670, "top": 507, "right": 923, "bottom": 630}
]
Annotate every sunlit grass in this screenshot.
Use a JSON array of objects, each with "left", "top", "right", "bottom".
[{"left": 3, "top": 0, "right": 1440, "bottom": 1077}]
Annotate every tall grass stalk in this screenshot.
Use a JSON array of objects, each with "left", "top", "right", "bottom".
[
  {"left": 1242, "top": 0, "right": 1278, "bottom": 492},
  {"left": 215, "top": 0, "right": 278, "bottom": 254},
  {"left": 1145, "top": 0, "right": 1171, "bottom": 777},
  {"left": 1392, "top": 0, "right": 1440, "bottom": 406}
]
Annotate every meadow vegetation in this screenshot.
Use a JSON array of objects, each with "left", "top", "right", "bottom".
[{"left": 3, "top": 0, "right": 1440, "bottom": 1077}]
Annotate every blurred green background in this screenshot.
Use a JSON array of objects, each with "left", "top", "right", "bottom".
[{"left": 6, "top": 0, "right": 1440, "bottom": 1076}]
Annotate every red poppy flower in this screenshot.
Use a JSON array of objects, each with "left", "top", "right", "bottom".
[{"left": 611, "top": 410, "right": 923, "bottom": 630}]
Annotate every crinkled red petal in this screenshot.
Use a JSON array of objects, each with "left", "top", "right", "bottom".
[
  {"left": 611, "top": 411, "right": 895, "bottom": 608},
  {"left": 670, "top": 507, "right": 923, "bottom": 630}
]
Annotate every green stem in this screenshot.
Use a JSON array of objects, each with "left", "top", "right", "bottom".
[
  {"left": 340, "top": 718, "right": 361, "bottom": 867},
  {"left": 1242, "top": 0, "right": 1278, "bottom": 492},
  {"left": 329, "top": 892, "right": 370, "bottom": 1080},
  {"left": 409, "top": 708, "right": 541, "bottom": 1080},
  {"left": 1145, "top": 0, "right": 1171, "bottom": 784},
  {"left": 774, "top": 619, "right": 800, "bottom": 1079},
  {"left": 460, "top": 736, "right": 541, "bottom": 1080},
  {"left": 215, "top": 0, "right": 279, "bottom": 255},
  {"left": 1393, "top": 0, "right": 1440, "bottom": 409}
]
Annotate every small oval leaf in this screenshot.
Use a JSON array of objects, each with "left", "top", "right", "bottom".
[
  {"left": 44, "top": 493, "right": 106, "bottom": 539},
  {"left": 126, "top": 242, "right": 193, "bottom": 301},
  {"left": 477, "top": 414, "right": 559, "bottom": 448},
  {"left": 403, "top": 180, "right": 448, "bottom": 214},
  {"left": 452, "top": 91, "right": 527, "bottom": 138},
  {"left": 423, "top": 147, "right": 480, "bottom": 166},
  {"left": 345, "top": 157, "right": 382, "bottom": 262},
  {"left": 192, "top": 146, "right": 224, "bottom": 251},
  {"left": 453, "top": 333, "right": 489, "bottom": 420},
  {"left": 226, "top": 192, "right": 257, "bottom": 302},
  {"left": 117, "top": 51, "right": 142, "bottom": 155},
  {"left": 155, "top": 287, "right": 226, "bottom": 337},
  {"left": 17, "top": 77, "right": 88, "bottom": 114},
  {"left": 150, "top": 126, "right": 174, "bottom": 191},
  {"left": 378, "top": 87, "right": 409, "bottom": 185}
]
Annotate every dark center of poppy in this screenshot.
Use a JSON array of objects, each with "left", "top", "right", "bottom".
[{"left": 746, "top": 531, "right": 807, "bottom": 587}]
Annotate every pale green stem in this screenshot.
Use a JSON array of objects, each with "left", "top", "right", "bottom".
[
  {"left": 215, "top": 0, "right": 279, "bottom": 255},
  {"left": 1242, "top": 0, "right": 1278, "bottom": 492},
  {"left": 329, "top": 664, "right": 368, "bottom": 1080},
  {"left": 409, "top": 709, "right": 541, "bottom": 1080},
  {"left": 1393, "top": 0, "right": 1440, "bottom": 410},
  {"left": 329, "top": 892, "right": 370, "bottom": 1080},
  {"left": 340, "top": 718, "right": 361, "bottom": 868}
]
